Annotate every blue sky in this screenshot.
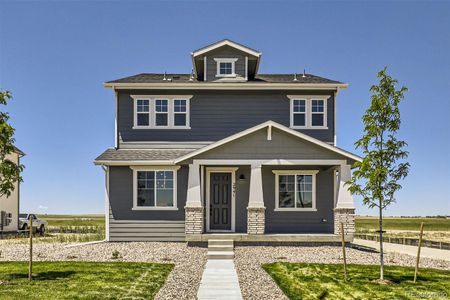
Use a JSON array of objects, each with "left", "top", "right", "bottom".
[{"left": 0, "top": 1, "right": 449, "bottom": 216}]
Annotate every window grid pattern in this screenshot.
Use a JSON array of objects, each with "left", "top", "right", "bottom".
[
  {"left": 311, "top": 99, "right": 325, "bottom": 127},
  {"left": 137, "top": 170, "right": 174, "bottom": 208},
  {"left": 219, "top": 62, "right": 233, "bottom": 75},
  {"left": 174, "top": 99, "right": 187, "bottom": 126},
  {"left": 293, "top": 99, "right": 306, "bottom": 127},
  {"left": 155, "top": 99, "right": 168, "bottom": 126},
  {"left": 136, "top": 99, "right": 150, "bottom": 126},
  {"left": 278, "top": 174, "right": 313, "bottom": 209}
]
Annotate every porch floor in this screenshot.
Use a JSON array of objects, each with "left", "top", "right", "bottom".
[{"left": 186, "top": 233, "right": 353, "bottom": 243}]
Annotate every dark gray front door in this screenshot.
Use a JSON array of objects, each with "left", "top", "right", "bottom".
[{"left": 210, "top": 173, "right": 232, "bottom": 230}]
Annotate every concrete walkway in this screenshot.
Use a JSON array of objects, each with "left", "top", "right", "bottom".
[
  {"left": 353, "top": 238, "right": 450, "bottom": 262},
  {"left": 197, "top": 259, "right": 243, "bottom": 300}
]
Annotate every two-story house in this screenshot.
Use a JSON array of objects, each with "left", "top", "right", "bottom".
[{"left": 94, "top": 39, "right": 360, "bottom": 243}]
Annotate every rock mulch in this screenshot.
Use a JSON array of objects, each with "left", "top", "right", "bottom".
[
  {"left": 234, "top": 244, "right": 450, "bottom": 300},
  {"left": 0, "top": 241, "right": 207, "bottom": 300}
]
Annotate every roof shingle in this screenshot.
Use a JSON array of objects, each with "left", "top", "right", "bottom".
[{"left": 94, "top": 148, "right": 194, "bottom": 163}]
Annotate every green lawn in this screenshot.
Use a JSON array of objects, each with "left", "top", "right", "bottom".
[
  {"left": 356, "top": 217, "right": 450, "bottom": 232},
  {"left": 263, "top": 263, "right": 450, "bottom": 300},
  {"left": 36, "top": 214, "right": 105, "bottom": 227},
  {"left": 0, "top": 261, "right": 173, "bottom": 299}
]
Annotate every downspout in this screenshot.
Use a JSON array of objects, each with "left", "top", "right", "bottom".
[
  {"left": 102, "top": 165, "right": 110, "bottom": 241},
  {"left": 113, "top": 86, "right": 119, "bottom": 149},
  {"left": 334, "top": 87, "right": 340, "bottom": 146}
]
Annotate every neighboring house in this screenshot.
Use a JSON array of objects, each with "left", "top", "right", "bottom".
[
  {"left": 0, "top": 147, "right": 25, "bottom": 232},
  {"left": 95, "top": 39, "right": 360, "bottom": 242}
]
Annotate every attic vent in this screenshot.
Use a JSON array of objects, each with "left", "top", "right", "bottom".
[{"left": 302, "top": 69, "right": 306, "bottom": 78}]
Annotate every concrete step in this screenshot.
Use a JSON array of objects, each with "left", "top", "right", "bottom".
[
  {"left": 207, "top": 251, "right": 235, "bottom": 259},
  {"left": 208, "top": 245, "right": 234, "bottom": 252},
  {"left": 208, "top": 239, "right": 234, "bottom": 246}
]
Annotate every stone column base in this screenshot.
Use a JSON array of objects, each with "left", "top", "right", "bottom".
[
  {"left": 185, "top": 206, "right": 204, "bottom": 235},
  {"left": 247, "top": 207, "right": 266, "bottom": 235},
  {"left": 334, "top": 208, "right": 355, "bottom": 236}
]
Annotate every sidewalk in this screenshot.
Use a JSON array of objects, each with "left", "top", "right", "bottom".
[
  {"left": 353, "top": 238, "right": 450, "bottom": 262},
  {"left": 197, "top": 259, "right": 243, "bottom": 300}
]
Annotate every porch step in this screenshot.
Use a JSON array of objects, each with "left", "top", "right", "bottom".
[
  {"left": 208, "top": 245, "right": 234, "bottom": 252},
  {"left": 207, "top": 251, "right": 235, "bottom": 260},
  {"left": 208, "top": 239, "right": 234, "bottom": 246},
  {"left": 207, "top": 239, "right": 235, "bottom": 259}
]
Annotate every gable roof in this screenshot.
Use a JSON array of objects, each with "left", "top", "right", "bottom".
[
  {"left": 191, "top": 39, "right": 261, "bottom": 58},
  {"left": 174, "top": 121, "right": 362, "bottom": 164}
]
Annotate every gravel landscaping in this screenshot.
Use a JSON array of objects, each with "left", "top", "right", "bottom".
[
  {"left": 0, "top": 241, "right": 207, "bottom": 300},
  {"left": 234, "top": 244, "right": 450, "bottom": 300}
]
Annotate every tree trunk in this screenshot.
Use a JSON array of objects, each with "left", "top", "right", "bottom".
[{"left": 379, "top": 201, "right": 384, "bottom": 280}]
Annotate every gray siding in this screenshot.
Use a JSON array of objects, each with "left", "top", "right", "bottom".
[
  {"left": 108, "top": 166, "right": 188, "bottom": 241},
  {"left": 262, "top": 166, "right": 335, "bottom": 233},
  {"left": 190, "top": 127, "right": 348, "bottom": 161},
  {"left": 204, "top": 46, "right": 247, "bottom": 81},
  {"left": 118, "top": 90, "right": 335, "bottom": 144}
]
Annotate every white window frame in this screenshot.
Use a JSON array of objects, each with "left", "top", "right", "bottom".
[
  {"left": 131, "top": 95, "right": 192, "bottom": 129},
  {"left": 273, "top": 170, "right": 319, "bottom": 211},
  {"left": 130, "top": 166, "right": 180, "bottom": 211},
  {"left": 214, "top": 58, "right": 238, "bottom": 78},
  {"left": 287, "top": 95, "right": 328, "bottom": 129}
]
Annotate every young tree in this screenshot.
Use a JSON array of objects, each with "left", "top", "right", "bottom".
[
  {"left": 347, "top": 68, "right": 409, "bottom": 281},
  {"left": 0, "top": 90, "right": 24, "bottom": 197}
]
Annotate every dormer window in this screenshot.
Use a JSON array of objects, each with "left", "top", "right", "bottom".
[{"left": 214, "top": 58, "right": 238, "bottom": 77}]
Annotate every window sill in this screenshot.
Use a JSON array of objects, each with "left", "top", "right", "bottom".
[
  {"left": 274, "top": 208, "right": 317, "bottom": 212},
  {"left": 215, "top": 74, "right": 237, "bottom": 78},
  {"left": 132, "top": 126, "right": 191, "bottom": 130},
  {"left": 290, "top": 126, "right": 328, "bottom": 130},
  {"left": 132, "top": 207, "right": 178, "bottom": 211}
]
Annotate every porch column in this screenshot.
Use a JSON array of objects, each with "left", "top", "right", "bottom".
[
  {"left": 185, "top": 163, "right": 203, "bottom": 235},
  {"left": 247, "top": 164, "right": 265, "bottom": 235},
  {"left": 334, "top": 164, "right": 355, "bottom": 238}
]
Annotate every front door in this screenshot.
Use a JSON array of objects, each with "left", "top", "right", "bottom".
[{"left": 209, "top": 173, "right": 232, "bottom": 231}]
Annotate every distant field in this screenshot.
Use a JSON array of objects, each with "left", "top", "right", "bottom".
[
  {"left": 36, "top": 214, "right": 105, "bottom": 227},
  {"left": 355, "top": 217, "right": 450, "bottom": 232}
]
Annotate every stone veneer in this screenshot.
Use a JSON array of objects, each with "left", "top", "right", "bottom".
[
  {"left": 185, "top": 206, "right": 204, "bottom": 235},
  {"left": 334, "top": 208, "right": 356, "bottom": 236},
  {"left": 247, "top": 207, "right": 266, "bottom": 235}
]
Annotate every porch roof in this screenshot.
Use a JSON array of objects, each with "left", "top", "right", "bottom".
[{"left": 94, "top": 148, "right": 194, "bottom": 165}]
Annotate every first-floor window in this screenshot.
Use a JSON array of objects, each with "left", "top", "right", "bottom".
[
  {"left": 274, "top": 171, "right": 318, "bottom": 210},
  {"left": 136, "top": 170, "right": 176, "bottom": 208}
]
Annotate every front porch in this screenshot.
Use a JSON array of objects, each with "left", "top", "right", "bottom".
[
  {"left": 184, "top": 159, "right": 356, "bottom": 241},
  {"left": 186, "top": 233, "right": 353, "bottom": 243}
]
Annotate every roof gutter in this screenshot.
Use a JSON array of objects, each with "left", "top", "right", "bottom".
[
  {"left": 94, "top": 160, "right": 175, "bottom": 166},
  {"left": 103, "top": 82, "right": 349, "bottom": 90}
]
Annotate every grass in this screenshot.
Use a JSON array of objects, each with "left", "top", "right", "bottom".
[
  {"left": 355, "top": 217, "right": 450, "bottom": 232},
  {"left": 263, "top": 262, "right": 450, "bottom": 300},
  {"left": 36, "top": 214, "right": 105, "bottom": 227},
  {"left": 0, "top": 261, "right": 173, "bottom": 300}
]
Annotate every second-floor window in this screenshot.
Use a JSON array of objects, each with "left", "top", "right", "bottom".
[
  {"left": 288, "top": 95, "right": 328, "bottom": 129},
  {"left": 214, "top": 58, "right": 238, "bottom": 77},
  {"left": 131, "top": 95, "right": 192, "bottom": 129}
]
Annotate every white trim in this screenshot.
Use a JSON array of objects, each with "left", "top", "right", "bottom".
[
  {"left": 130, "top": 95, "right": 192, "bottom": 129},
  {"left": 174, "top": 120, "right": 362, "bottom": 163},
  {"left": 267, "top": 125, "right": 272, "bottom": 141},
  {"left": 214, "top": 58, "right": 238, "bottom": 78},
  {"left": 194, "top": 159, "right": 348, "bottom": 166},
  {"left": 192, "top": 39, "right": 261, "bottom": 58},
  {"left": 204, "top": 56, "right": 207, "bottom": 82},
  {"left": 104, "top": 82, "right": 349, "bottom": 90},
  {"left": 273, "top": 170, "right": 319, "bottom": 211},
  {"left": 130, "top": 166, "right": 180, "bottom": 211},
  {"left": 288, "top": 95, "right": 329, "bottom": 129},
  {"left": 114, "top": 89, "right": 118, "bottom": 149},
  {"left": 103, "top": 166, "right": 110, "bottom": 241},
  {"left": 205, "top": 167, "right": 238, "bottom": 233},
  {"left": 245, "top": 56, "right": 248, "bottom": 80}
]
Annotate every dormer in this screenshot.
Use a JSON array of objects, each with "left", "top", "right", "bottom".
[{"left": 191, "top": 39, "right": 261, "bottom": 82}]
